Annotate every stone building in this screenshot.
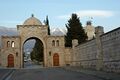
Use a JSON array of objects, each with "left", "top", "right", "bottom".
[
  {"left": 84, "top": 21, "right": 95, "bottom": 40},
  {"left": 72, "top": 26, "right": 120, "bottom": 73},
  {"left": 0, "top": 15, "right": 70, "bottom": 68}
]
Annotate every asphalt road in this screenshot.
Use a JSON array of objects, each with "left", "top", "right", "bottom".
[
  {"left": 0, "top": 69, "right": 13, "bottom": 80},
  {"left": 24, "top": 61, "right": 43, "bottom": 69},
  {"left": 8, "top": 68, "right": 103, "bottom": 80}
]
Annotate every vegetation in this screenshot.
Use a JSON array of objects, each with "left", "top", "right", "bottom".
[
  {"left": 44, "top": 15, "right": 50, "bottom": 35},
  {"left": 65, "top": 13, "right": 88, "bottom": 47},
  {"left": 30, "top": 39, "right": 43, "bottom": 62}
]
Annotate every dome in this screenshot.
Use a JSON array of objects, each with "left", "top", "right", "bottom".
[{"left": 23, "top": 14, "right": 42, "bottom": 25}]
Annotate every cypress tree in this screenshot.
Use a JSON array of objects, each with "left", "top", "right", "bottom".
[
  {"left": 45, "top": 15, "right": 50, "bottom": 35},
  {"left": 65, "top": 13, "right": 88, "bottom": 47}
]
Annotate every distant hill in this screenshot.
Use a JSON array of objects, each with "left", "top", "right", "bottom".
[{"left": 0, "top": 26, "right": 18, "bottom": 36}]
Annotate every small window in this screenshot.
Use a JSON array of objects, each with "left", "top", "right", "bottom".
[
  {"left": 16, "top": 52, "right": 18, "bottom": 57},
  {"left": 49, "top": 51, "right": 51, "bottom": 56},
  {"left": 11, "top": 41, "right": 15, "bottom": 48},
  {"left": 56, "top": 40, "right": 59, "bottom": 46},
  {"left": 52, "top": 40, "right": 55, "bottom": 46},
  {"left": 7, "top": 41, "right": 10, "bottom": 47}
]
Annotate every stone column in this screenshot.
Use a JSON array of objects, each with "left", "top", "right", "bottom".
[
  {"left": 95, "top": 26, "right": 104, "bottom": 70},
  {"left": 72, "top": 39, "right": 78, "bottom": 66}
]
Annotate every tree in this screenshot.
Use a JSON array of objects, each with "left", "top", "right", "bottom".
[
  {"left": 30, "top": 50, "right": 36, "bottom": 61},
  {"left": 65, "top": 13, "right": 88, "bottom": 47},
  {"left": 30, "top": 39, "right": 43, "bottom": 62},
  {"left": 44, "top": 15, "right": 50, "bottom": 35}
]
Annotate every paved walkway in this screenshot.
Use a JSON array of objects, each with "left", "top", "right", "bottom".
[{"left": 64, "top": 66, "right": 120, "bottom": 80}]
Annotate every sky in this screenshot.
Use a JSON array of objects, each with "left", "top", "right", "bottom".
[{"left": 0, "top": 0, "right": 120, "bottom": 32}]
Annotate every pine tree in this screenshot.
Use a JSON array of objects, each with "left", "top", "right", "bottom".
[
  {"left": 65, "top": 13, "right": 88, "bottom": 47},
  {"left": 45, "top": 15, "right": 50, "bottom": 35}
]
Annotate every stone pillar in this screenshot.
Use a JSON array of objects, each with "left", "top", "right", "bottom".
[
  {"left": 72, "top": 39, "right": 78, "bottom": 48},
  {"left": 72, "top": 39, "right": 78, "bottom": 66},
  {"left": 95, "top": 26, "right": 104, "bottom": 70}
]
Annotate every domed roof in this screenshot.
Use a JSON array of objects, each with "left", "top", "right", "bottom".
[{"left": 23, "top": 14, "right": 42, "bottom": 25}]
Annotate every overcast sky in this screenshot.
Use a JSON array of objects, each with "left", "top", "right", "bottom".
[{"left": 0, "top": 0, "right": 120, "bottom": 32}]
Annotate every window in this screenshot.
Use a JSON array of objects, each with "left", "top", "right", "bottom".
[
  {"left": 11, "top": 41, "right": 15, "bottom": 48},
  {"left": 52, "top": 40, "right": 55, "bottom": 46},
  {"left": 49, "top": 51, "right": 51, "bottom": 56},
  {"left": 56, "top": 40, "right": 59, "bottom": 46},
  {"left": 16, "top": 52, "right": 18, "bottom": 57},
  {"left": 7, "top": 41, "right": 10, "bottom": 47}
]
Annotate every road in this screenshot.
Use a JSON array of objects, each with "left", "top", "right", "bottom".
[
  {"left": 24, "top": 60, "right": 43, "bottom": 69},
  {"left": 0, "top": 69, "right": 14, "bottom": 80},
  {"left": 8, "top": 68, "right": 103, "bottom": 80}
]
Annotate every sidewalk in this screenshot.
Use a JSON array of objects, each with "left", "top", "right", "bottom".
[{"left": 63, "top": 66, "right": 120, "bottom": 80}]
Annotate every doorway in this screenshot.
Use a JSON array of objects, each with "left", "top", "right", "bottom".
[
  {"left": 8, "top": 54, "right": 14, "bottom": 67},
  {"left": 53, "top": 53, "right": 59, "bottom": 66}
]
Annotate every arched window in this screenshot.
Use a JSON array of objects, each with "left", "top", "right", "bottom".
[
  {"left": 11, "top": 41, "right": 15, "bottom": 48},
  {"left": 52, "top": 40, "right": 55, "bottom": 46},
  {"left": 7, "top": 41, "right": 10, "bottom": 47},
  {"left": 56, "top": 40, "right": 59, "bottom": 46}
]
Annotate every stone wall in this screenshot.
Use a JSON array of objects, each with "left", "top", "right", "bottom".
[
  {"left": 72, "top": 27, "right": 120, "bottom": 73},
  {"left": 72, "top": 39, "right": 97, "bottom": 69},
  {"left": 64, "top": 47, "right": 72, "bottom": 66},
  {"left": 101, "top": 27, "right": 120, "bottom": 73}
]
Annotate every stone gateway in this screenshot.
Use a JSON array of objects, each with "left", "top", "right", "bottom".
[{"left": 0, "top": 15, "right": 70, "bottom": 68}]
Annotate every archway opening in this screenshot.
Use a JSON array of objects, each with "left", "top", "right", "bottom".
[{"left": 23, "top": 37, "right": 44, "bottom": 68}]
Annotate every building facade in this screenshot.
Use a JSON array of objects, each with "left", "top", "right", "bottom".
[{"left": 0, "top": 15, "right": 69, "bottom": 68}]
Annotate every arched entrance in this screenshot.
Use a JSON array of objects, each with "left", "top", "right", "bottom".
[
  {"left": 23, "top": 37, "right": 44, "bottom": 68},
  {"left": 53, "top": 53, "right": 59, "bottom": 66},
  {"left": 8, "top": 54, "right": 14, "bottom": 67}
]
